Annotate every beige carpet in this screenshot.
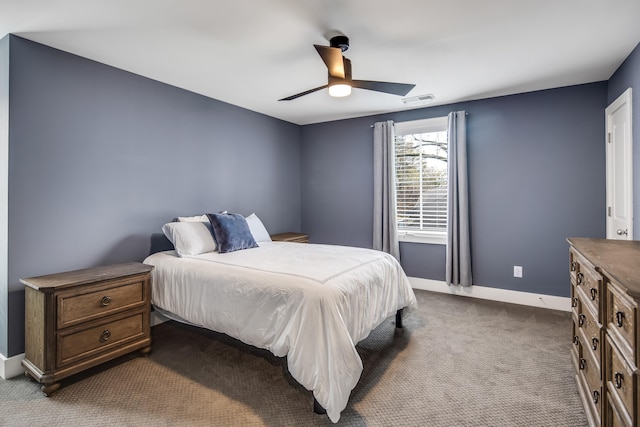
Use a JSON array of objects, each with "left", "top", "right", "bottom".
[{"left": 1, "top": 290, "right": 587, "bottom": 426}]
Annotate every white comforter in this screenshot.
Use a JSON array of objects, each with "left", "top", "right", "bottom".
[{"left": 144, "top": 242, "right": 416, "bottom": 422}]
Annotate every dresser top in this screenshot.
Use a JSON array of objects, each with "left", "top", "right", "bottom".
[
  {"left": 567, "top": 238, "right": 640, "bottom": 298},
  {"left": 20, "top": 262, "right": 154, "bottom": 292}
]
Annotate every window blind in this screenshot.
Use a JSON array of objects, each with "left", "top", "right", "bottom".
[{"left": 394, "top": 130, "right": 448, "bottom": 233}]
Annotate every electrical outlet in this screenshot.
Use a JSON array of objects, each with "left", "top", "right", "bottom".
[{"left": 514, "top": 266, "right": 523, "bottom": 278}]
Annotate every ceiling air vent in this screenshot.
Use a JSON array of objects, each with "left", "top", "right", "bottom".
[{"left": 402, "top": 94, "right": 435, "bottom": 106}]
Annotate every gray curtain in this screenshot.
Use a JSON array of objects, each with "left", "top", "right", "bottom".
[
  {"left": 446, "top": 111, "right": 472, "bottom": 286},
  {"left": 373, "top": 120, "right": 400, "bottom": 260}
]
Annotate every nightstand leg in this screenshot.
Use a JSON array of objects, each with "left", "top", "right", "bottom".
[{"left": 140, "top": 345, "right": 152, "bottom": 357}]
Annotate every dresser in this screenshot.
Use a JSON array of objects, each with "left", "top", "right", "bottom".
[
  {"left": 568, "top": 238, "right": 640, "bottom": 427},
  {"left": 21, "top": 262, "right": 153, "bottom": 396},
  {"left": 270, "top": 232, "right": 309, "bottom": 243}
]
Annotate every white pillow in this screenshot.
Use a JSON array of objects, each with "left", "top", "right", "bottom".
[
  {"left": 162, "top": 222, "right": 216, "bottom": 256},
  {"left": 177, "top": 214, "right": 209, "bottom": 222},
  {"left": 245, "top": 213, "right": 272, "bottom": 243}
]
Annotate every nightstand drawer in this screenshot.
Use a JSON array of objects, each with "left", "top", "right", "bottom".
[
  {"left": 57, "top": 311, "right": 146, "bottom": 367},
  {"left": 57, "top": 279, "right": 145, "bottom": 329}
]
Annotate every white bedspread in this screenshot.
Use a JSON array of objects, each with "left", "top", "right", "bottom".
[{"left": 144, "top": 242, "right": 416, "bottom": 422}]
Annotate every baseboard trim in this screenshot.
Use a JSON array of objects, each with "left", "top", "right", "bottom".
[
  {"left": 0, "top": 352, "right": 24, "bottom": 380},
  {"left": 409, "top": 277, "right": 571, "bottom": 312}
]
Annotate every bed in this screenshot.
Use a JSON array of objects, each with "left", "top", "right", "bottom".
[{"left": 143, "top": 215, "right": 417, "bottom": 423}]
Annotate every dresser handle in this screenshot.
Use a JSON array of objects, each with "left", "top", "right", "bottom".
[
  {"left": 100, "top": 330, "right": 111, "bottom": 342},
  {"left": 589, "top": 288, "right": 597, "bottom": 300},
  {"left": 577, "top": 272, "right": 584, "bottom": 284},
  {"left": 570, "top": 261, "right": 577, "bottom": 271},
  {"left": 100, "top": 296, "right": 112, "bottom": 307},
  {"left": 616, "top": 311, "right": 625, "bottom": 327},
  {"left": 591, "top": 337, "right": 598, "bottom": 351},
  {"left": 573, "top": 336, "right": 579, "bottom": 346},
  {"left": 579, "top": 358, "right": 586, "bottom": 370},
  {"left": 571, "top": 297, "right": 578, "bottom": 308},
  {"left": 592, "top": 390, "right": 599, "bottom": 404},
  {"left": 579, "top": 313, "right": 586, "bottom": 327},
  {"left": 614, "top": 372, "right": 624, "bottom": 389}
]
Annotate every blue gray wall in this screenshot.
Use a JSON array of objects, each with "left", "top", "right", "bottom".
[
  {"left": 2, "top": 35, "right": 637, "bottom": 359},
  {"left": 301, "top": 83, "right": 608, "bottom": 298},
  {"left": 1, "top": 36, "right": 302, "bottom": 357},
  {"left": 608, "top": 41, "right": 640, "bottom": 240}
]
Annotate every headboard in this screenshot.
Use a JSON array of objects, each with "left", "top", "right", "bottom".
[{"left": 150, "top": 233, "right": 174, "bottom": 255}]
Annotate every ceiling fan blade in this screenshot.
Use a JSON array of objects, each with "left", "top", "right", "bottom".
[
  {"left": 351, "top": 80, "right": 415, "bottom": 96},
  {"left": 278, "top": 85, "right": 328, "bottom": 101},
  {"left": 314, "top": 45, "right": 345, "bottom": 78}
]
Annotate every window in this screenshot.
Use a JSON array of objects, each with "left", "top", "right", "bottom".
[{"left": 394, "top": 117, "right": 448, "bottom": 244}]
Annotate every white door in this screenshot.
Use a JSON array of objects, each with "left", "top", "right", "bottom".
[{"left": 605, "top": 88, "right": 633, "bottom": 240}]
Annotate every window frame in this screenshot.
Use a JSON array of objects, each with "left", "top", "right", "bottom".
[{"left": 394, "top": 116, "right": 448, "bottom": 245}]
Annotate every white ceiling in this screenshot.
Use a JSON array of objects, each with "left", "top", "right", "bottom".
[{"left": 2, "top": 0, "right": 640, "bottom": 125}]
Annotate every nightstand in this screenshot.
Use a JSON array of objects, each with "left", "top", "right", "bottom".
[
  {"left": 21, "top": 262, "right": 153, "bottom": 396},
  {"left": 270, "top": 232, "right": 310, "bottom": 243}
]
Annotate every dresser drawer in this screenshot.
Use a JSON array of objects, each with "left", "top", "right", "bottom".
[
  {"left": 571, "top": 283, "right": 581, "bottom": 319},
  {"left": 605, "top": 335, "right": 636, "bottom": 420},
  {"left": 606, "top": 387, "right": 633, "bottom": 427},
  {"left": 576, "top": 367, "right": 602, "bottom": 426},
  {"left": 607, "top": 280, "right": 638, "bottom": 364},
  {"left": 577, "top": 304, "right": 602, "bottom": 366},
  {"left": 57, "top": 311, "right": 146, "bottom": 367},
  {"left": 569, "top": 248, "right": 580, "bottom": 284},
  {"left": 571, "top": 320, "right": 581, "bottom": 372},
  {"left": 572, "top": 251, "right": 603, "bottom": 321},
  {"left": 578, "top": 343, "right": 603, "bottom": 419},
  {"left": 57, "top": 278, "right": 145, "bottom": 329}
]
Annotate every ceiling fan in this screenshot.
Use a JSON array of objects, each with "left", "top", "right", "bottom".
[{"left": 279, "top": 35, "right": 415, "bottom": 101}]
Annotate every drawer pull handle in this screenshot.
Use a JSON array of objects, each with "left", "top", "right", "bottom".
[
  {"left": 570, "top": 261, "right": 577, "bottom": 272},
  {"left": 591, "top": 337, "right": 598, "bottom": 351},
  {"left": 614, "top": 372, "right": 624, "bottom": 389},
  {"left": 589, "top": 288, "right": 597, "bottom": 300},
  {"left": 573, "top": 335, "right": 579, "bottom": 346},
  {"left": 100, "top": 330, "right": 111, "bottom": 342},
  {"left": 592, "top": 390, "right": 599, "bottom": 404},
  {"left": 579, "top": 358, "right": 586, "bottom": 370},
  {"left": 100, "top": 296, "right": 112, "bottom": 307},
  {"left": 616, "top": 311, "right": 625, "bottom": 327},
  {"left": 578, "top": 314, "right": 586, "bottom": 327},
  {"left": 577, "top": 272, "right": 584, "bottom": 284},
  {"left": 571, "top": 297, "right": 578, "bottom": 308}
]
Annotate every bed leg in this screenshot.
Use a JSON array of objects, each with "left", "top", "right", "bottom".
[
  {"left": 313, "top": 397, "right": 326, "bottom": 414},
  {"left": 395, "top": 308, "right": 403, "bottom": 329}
]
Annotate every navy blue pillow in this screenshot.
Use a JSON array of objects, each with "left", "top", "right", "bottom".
[{"left": 206, "top": 213, "right": 259, "bottom": 253}]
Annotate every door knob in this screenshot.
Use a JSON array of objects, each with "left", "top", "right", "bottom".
[{"left": 616, "top": 229, "right": 628, "bottom": 236}]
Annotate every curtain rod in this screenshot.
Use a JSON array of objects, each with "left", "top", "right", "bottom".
[{"left": 369, "top": 112, "right": 468, "bottom": 127}]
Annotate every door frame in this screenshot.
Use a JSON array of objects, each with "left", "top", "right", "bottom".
[{"left": 605, "top": 88, "right": 633, "bottom": 239}]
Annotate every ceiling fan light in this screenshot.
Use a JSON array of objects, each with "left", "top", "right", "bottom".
[{"left": 328, "top": 83, "right": 352, "bottom": 97}]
